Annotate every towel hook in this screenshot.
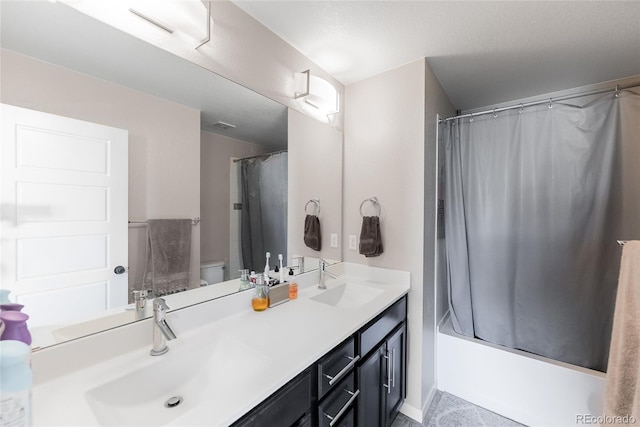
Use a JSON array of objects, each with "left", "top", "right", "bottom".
[
  {"left": 360, "top": 197, "right": 381, "bottom": 217},
  {"left": 305, "top": 198, "right": 320, "bottom": 216}
]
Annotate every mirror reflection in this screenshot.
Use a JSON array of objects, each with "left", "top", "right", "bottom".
[{"left": 0, "top": 1, "right": 341, "bottom": 349}]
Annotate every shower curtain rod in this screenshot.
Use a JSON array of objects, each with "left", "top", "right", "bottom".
[
  {"left": 233, "top": 149, "right": 287, "bottom": 163},
  {"left": 439, "top": 83, "right": 636, "bottom": 123}
]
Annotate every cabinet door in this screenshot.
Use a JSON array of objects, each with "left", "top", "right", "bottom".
[
  {"left": 357, "top": 344, "right": 385, "bottom": 427},
  {"left": 384, "top": 323, "right": 406, "bottom": 426}
]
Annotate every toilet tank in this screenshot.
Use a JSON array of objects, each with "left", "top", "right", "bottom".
[{"left": 200, "top": 260, "right": 225, "bottom": 285}]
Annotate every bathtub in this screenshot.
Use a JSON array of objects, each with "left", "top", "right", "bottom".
[{"left": 437, "top": 314, "right": 606, "bottom": 426}]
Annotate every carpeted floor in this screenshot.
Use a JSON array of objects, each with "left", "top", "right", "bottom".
[{"left": 390, "top": 391, "right": 526, "bottom": 427}]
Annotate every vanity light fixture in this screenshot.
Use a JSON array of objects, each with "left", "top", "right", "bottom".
[
  {"left": 127, "top": 0, "right": 212, "bottom": 48},
  {"left": 294, "top": 70, "right": 340, "bottom": 119}
]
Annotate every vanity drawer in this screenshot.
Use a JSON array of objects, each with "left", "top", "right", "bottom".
[
  {"left": 358, "top": 296, "right": 407, "bottom": 358},
  {"left": 317, "top": 372, "right": 358, "bottom": 427},
  {"left": 317, "top": 337, "right": 358, "bottom": 399},
  {"left": 232, "top": 368, "right": 311, "bottom": 427}
]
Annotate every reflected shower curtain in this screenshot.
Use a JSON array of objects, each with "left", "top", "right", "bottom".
[
  {"left": 240, "top": 152, "right": 288, "bottom": 272},
  {"left": 444, "top": 87, "right": 640, "bottom": 371}
]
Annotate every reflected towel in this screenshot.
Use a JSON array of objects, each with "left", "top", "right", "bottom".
[
  {"left": 304, "top": 215, "right": 321, "bottom": 251},
  {"left": 143, "top": 219, "right": 192, "bottom": 296},
  {"left": 359, "top": 216, "right": 383, "bottom": 257},
  {"left": 604, "top": 240, "right": 640, "bottom": 420}
]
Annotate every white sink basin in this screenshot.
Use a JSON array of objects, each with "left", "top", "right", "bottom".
[
  {"left": 310, "top": 282, "right": 384, "bottom": 309},
  {"left": 84, "top": 337, "right": 260, "bottom": 426}
]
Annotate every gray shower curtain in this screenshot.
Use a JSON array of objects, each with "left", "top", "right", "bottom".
[
  {"left": 240, "top": 152, "right": 288, "bottom": 272},
  {"left": 444, "top": 87, "right": 640, "bottom": 371}
]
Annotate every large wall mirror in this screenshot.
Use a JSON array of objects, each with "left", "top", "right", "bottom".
[{"left": 0, "top": 1, "right": 342, "bottom": 349}]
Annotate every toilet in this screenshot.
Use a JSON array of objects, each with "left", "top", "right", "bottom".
[{"left": 200, "top": 260, "right": 225, "bottom": 286}]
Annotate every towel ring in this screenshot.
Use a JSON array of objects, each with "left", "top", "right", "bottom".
[
  {"left": 305, "top": 198, "right": 320, "bottom": 216},
  {"left": 360, "top": 197, "right": 381, "bottom": 217}
]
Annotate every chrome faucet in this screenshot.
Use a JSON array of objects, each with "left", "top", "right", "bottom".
[
  {"left": 150, "top": 298, "right": 176, "bottom": 356},
  {"left": 132, "top": 289, "right": 147, "bottom": 320},
  {"left": 319, "top": 259, "right": 339, "bottom": 290},
  {"left": 293, "top": 256, "right": 305, "bottom": 274}
]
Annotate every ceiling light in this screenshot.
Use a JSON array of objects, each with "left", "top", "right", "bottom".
[{"left": 294, "top": 70, "right": 339, "bottom": 119}]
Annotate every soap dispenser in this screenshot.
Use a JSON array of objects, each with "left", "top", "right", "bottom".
[{"left": 288, "top": 268, "right": 298, "bottom": 300}]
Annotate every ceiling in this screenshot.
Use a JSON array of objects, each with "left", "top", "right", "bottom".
[
  {"left": 233, "top": 1, "right": 640, "bottom": 111},
  {"left": 0, "top": 1, "right": 288, "bottom": 149}
]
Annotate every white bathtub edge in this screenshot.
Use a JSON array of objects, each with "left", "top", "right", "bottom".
[{"left": 436, "top": 314, "right": 606, "bottom": 426}]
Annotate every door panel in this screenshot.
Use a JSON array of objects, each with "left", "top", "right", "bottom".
[
  {"left": 17, "top": 125, "right": 109, "bottom": 173},
  {"left": 384, "top": 324, "right": 406, "bottom": 426},
  {"left": 357, "top": 344, "right": 384, "bottom": 427},
  {"left": 1, "top": 104, "right": 128, "bottom": 328},
  {"left": 17, "top": 182, "right": 108, "bottom": 223}
]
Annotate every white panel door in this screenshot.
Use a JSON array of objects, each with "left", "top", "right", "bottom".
[{"left": 1, "top": 104, "right": 128, "bottom": 327}]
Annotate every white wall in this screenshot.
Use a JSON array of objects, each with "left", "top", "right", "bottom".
[
  {"left": 344, "top": 59, "right": 427, "bottom": 416},
  {"left": 344, "top": 58, "right": 453, "bottom": 419},
  {"left": 200, "top": 131, "right": 268, "bottom": 271},
  {"left": 288, "top": 109, "right": 343, "bottom": 264},
  {"left": 0, "top": 49, "right": 201, "bottom": 293},
  {"left": 422, "top": 59, "right": 456, "bottom": 408}
]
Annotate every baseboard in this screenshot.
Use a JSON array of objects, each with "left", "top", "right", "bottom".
[
  {"left": 399, "top": 401, "right": 423, "bottom": 423},
  {"left": 399, "top": 383, "right": 438, "bottom": 423},
  {"left": 422, "top": 384, "right": 437, "bottom": 415}
]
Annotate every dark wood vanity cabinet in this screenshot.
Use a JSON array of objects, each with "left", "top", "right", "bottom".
[
  {"left": 231, "top": 368, "right": 312, "bottom": 427},
  {"left": 357, "top": 298, "right": 407, "bottom": 427},
  {"left": 231, "top": 295, "right": 407, "bottom": 427}
]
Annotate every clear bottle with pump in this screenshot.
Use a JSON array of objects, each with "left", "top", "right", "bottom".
[
  {"left": 252, "top": 275, "right": 269, "bottom": 311},
  {"left": 239, "top": 269, "right": 251, "bottom": 290}
]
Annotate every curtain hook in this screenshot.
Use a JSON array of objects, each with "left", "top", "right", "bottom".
[
  {"left": 469, "top": 113, "right": 474, "bottom": 123},
  {"left": 548, "top": 98, "right": 553, "bottom": 109},
  {"left": 615, "top": 85, "right": 621, "bottom": 98},
  {"left": 519, "top": 104, "right": 524, "bottom": 114},
  {"left": 492, "top": 109, "right": 497, "bottom": 118}
]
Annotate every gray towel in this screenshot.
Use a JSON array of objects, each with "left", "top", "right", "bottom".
[
  {"left": 143, "top": 219, "right": 192, "bottom": 296},
  {"left": 304, "top": 215, "right": 321, "bottom": 251},
  {"left": 359, "top": 216, "right": 383, "bottom": 257}
]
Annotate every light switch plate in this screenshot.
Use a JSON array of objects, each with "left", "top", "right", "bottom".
[
  {"left": 330, "top": 234, "right": 338, "bottom": 248},
  {"left": 349, "top": 235, "right": 357, "bottom": 250}
]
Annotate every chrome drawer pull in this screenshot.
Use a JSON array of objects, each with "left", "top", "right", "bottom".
[
  {"left": 383, "top": 351, "right": 391, "bottom": 394},
  {"left": 323, "top": 355, "right": 360, "bottom": 386},
  {"left": 323, "top": 389, "right": 360, "bottom": 427},
  {"left": 391, "top": 347, "right": 396, "bottom": 388}
]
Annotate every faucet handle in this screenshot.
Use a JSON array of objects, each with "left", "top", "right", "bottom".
[
  {"left": 153, "top": 298, "right": 170, "bottom": 311},
  {"left": 133, "top": 290, "right": 147, "bottom": 302}
]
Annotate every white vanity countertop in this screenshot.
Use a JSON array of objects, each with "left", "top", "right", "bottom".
[{"left": 31, "top": 263, "right": 410, "bottom": 426}]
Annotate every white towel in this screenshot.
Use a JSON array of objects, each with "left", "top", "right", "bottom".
[{"left": 604, "top": 240, "right": 640, "bottom": 422}]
